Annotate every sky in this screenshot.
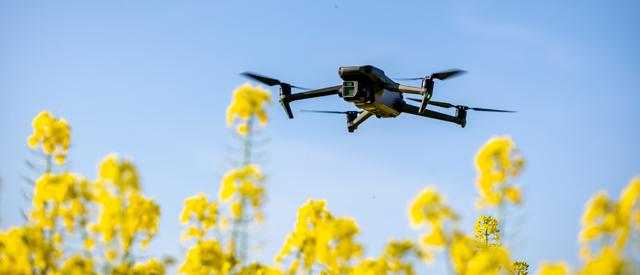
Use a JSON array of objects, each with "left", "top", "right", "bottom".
[{"left": 1, "top": 0, "right": 639, "bottom": 273}]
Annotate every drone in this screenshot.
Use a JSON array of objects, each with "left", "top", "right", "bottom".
[{"left": 241, "top": 65, "right": 514, "bottom": 133}]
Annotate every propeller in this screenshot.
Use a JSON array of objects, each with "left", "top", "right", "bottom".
[
  {"left": 406, "top": 98, "right": 516, "bottom": 113},
  {"left": 240, "top": 72, "right": 310, "bottom": 90},
  {"left": 395, "top": 69, "right": 467, "bottom": 81}
]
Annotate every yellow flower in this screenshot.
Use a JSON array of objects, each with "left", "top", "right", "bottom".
[
  {"left": 408, "top": 186, "right": 458, "bottom": 227},
  {"left": 579, "top": 177, "right": 640, "bottom": 254},
  {"left": 0, "top": 225, "right": 55, "bottom": 274},
  {"left": 537, "top": 261, "right": 570, "bottom": 275},
  {"left": 106, "top": 249, "right": 118, "bottom": 262},
  {"left": 226, "top": 83, "right": 272, "bottom": 135},
  {"left": 422, "top": 224, "right": 447, "bottom": 247},
  {"left": 27, "top": 111, "right": 72, "bottom": 164},
  {"left": 475, "top": 136, "right": 525, "bottom": 209},
  {"left": 408, "top": 186, "right": 458, "bottom": 250},
  {"left": 91, "top": 154, "right": 160, "bottom": 256},
  {"left": 97, "top": 153, "right": 140, "bottom": 193},
  {"left": 513, "top": 261, "right": 529, "bottom": 275},
  {"left": 449, "top": 230, "right": 513, "bottom": 275},
  {"left": 578, "top": 246, "right": 625, "bottom": 275},
  {"left": 60, "top": 255, "right": 95, "bottom": 275},
  {"left": 350, "top": 258, "right": 389, "bottom": 275},
  {"left": 474, "top": 216, "right": 500, "bottom": 246},
  {"left": 465, "top": 245, "right": 512, "bottom": 275},
  {"left": 231, "top": 201, "right": 243, "bottom": 218},
  {"left": 236, "top": 263, "right": 283, "bottom": 275},
  {"left": 179, "top": 240, "right": 232, "bottom": 274},
  {"left": 30, "top": 172, "right": 92, "bottom": 234},
  {"left": 180, "top": 193, "right": 218, "bottom": 230},
  {"left": 276, "top": 199, "right": 362, "bottom": 273},
  {"left": 84, "top": 238, "right": 95, "bottom": 250},
  {"left": 133, "top": 259, "right": 166, "bottom": 275},
  {"left": 381, "top": 240, "right": 425, "bottom": 273}
]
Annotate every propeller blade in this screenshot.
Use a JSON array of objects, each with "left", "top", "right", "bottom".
[
  {"left": 395, "top": 77, "right": 424, "bottom": 81},
  {"left": 300, "top": 109, "right": 350, "bottom": 114},
  {"left": 241, "top": 72, "right": 311, "bottom": 90},
  {"left": 431, "top": 69, "right": 466, "bottom": 80},
  {"left": 406, "top": 98, "right": 514, "bottom": 112},
  {"left": 469, "top": 107, "right": 516, "bottom": 113},
  {"left": 395, "top": 69, "right": 467, "bottom": 81},
  {"left": 428, "top": 100, "right": 456, "bottom": 109},
  {"left": 241, "top": 72, "right": 281, "bottom": 86}
]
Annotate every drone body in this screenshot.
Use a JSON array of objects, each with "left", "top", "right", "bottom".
[{"left": 242, "top": 65, "right": 513, "bottom": 133}]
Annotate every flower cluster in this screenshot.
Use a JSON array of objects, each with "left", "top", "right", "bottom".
[
  {"left": 276, "top": 199, "right": 363, "bottom": 273},
  {"left": 27, "top": 111, "right": 71, "bottom": 165},
  {"left": 1, "top": 111, "right": 165, "bottom": 275},
  {"left": 219, "top": 164, "right": 266, "bottom": 220},
  {"left": 474, "top": 215, "right": 500, "bottom": 246},
  {"left": 573, "top": 176, "right": 640, "bottom": 274},
  {"left": 30, "top": 172, "right": 92, "bottom": 233},
  {"left": 475, "top": 136, "right": 525, "bottom": 208},
  {"left": 3, "top": 97, "right": 638, "bottom": 275},
  {"left": 91, "top": 154, "right": 161, "bottom": 259},
  {"left": 408, "top": 187, "right": 458, "bottom": 249},
  {"left": 226, "top": 83, "right": 272, "bottom": 136}
]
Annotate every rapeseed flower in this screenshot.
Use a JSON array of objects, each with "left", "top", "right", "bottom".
[
  {"left": 537, "top": 261, "right": 570, "bottom": 275},
  {"left": 27, "top": 111, "right": 71, "bottom": 165},
  {"left": 474, "top": 216, "right": 500, "bottom": 246},
  {"left": 408, "top": 186, "right": 458, "bottom": 250},
  {"left": 276, "top": 199, "right": 362, "bottom": 273},
  {"left": 475, "top": 136, "right": 525, "bottom": 209},
  {"left": 226, "top": 83, "right": 272, "bottom": 136}
]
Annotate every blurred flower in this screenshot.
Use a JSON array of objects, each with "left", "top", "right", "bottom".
[
  {"left": 537, "top": 261, "right": 570, "bottom": 275},
  {"left": 27, "top": 111, "right": 71, "bottom": 165},
  {"left": 408, "top": 186, "right": 458, "bottom": 251},
  {"left": 0, "top": 225, "right": 57, "bottom": 274},
  {"left": 449, "top": 230, "right": 513, "bottom": 275},
  {"left": 179, "top": 240, "right": 233, "bottom": 275},
  {"left": 236, "top": 263, "right": 282, "bottom": 275},
  {"left": 30, "top": 173, "right": 92, "bottom": 233},
  {"left": 60, "top": 255, "right": 95, "bottom": 275},
  {"left": 475, "top": 136, "right": 525, "bottom": 209},
  {"left": 180, "top": 193, "right": 218, "bottom": 241},
  {"left": 91, "top": 154, "right": 160, "bottom": 259},
  {"left": 226, "top": 83, "right": 272, "bottom": 136},
  {"left": 578, "top": 246, "right": 626, "bottom": 275},
  {"left": 276, "top": 199, "right": 362, "bottom": 273},
  {"left": 133, "top": 259, "right": 166, "bottom": 275},
  {"left": 579, "top": 177, "right": 640, "bottom": 257}
]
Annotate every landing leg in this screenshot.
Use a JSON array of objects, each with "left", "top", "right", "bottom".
[{"left": 347, "top": 111, "right": 373, "bottom": 132}]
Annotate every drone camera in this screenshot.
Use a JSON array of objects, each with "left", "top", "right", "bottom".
[{"left": 341, "top": 81, "right": 371, "bottom": 103}]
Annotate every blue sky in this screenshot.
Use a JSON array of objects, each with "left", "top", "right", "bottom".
[{"left": 1, "top": 0, "right": 639, "bottom": 272}]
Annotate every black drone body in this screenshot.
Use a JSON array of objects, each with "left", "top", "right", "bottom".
[{"left": 242, "top": 65, "right": 513, "bottom": 133}]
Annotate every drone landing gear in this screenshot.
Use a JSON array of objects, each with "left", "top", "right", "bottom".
[{"left": 347, "top": 111, "right": 372, "bottom": 133}]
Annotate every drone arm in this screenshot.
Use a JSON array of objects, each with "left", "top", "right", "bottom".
[
  {"left": 286, "top": 85, "right": 341, "bottom": 101},
  {"left": 383, "top": 83, "right": 425, "bottom": 95},
  {"left": 399, "top": 103, "right": 466, "bottom": 127},
  {"left": 347, "top": 111, "right": 373, "bottom": 133},
  {"left": 280, "top": 85, "right": 341, "bottom": 118}
]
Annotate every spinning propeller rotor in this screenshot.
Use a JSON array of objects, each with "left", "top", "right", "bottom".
[
  {"left": 396, "top": 69, "right": 467, "bottom": 114},
  {"left": 406, "top": 98, "right": 515, "bottom": 113}
]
